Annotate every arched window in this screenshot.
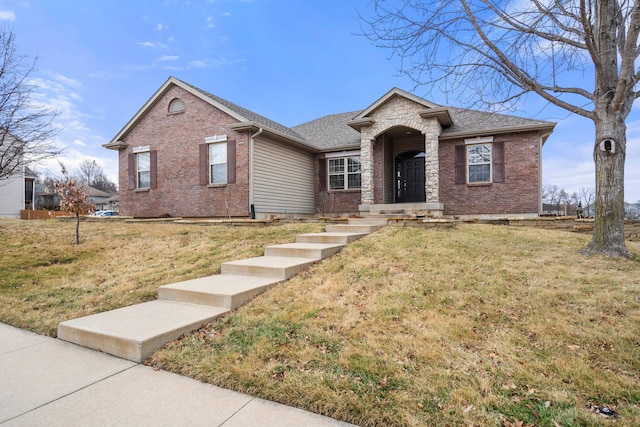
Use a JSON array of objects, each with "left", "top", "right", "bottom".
[{"left": 168, "top": 98, "right": 184, "bottom": 113}]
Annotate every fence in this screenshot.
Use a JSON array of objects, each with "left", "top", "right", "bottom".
[{"left": 20, "top": 210, "right": 74, "bottom": 220}]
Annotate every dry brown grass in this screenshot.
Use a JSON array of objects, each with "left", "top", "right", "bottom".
[
  {"left": 0, "top": 218, "right": 324, "bottom": 335},
  {"left": 149, "top": 225, "right": 640, "bottom": 427}
]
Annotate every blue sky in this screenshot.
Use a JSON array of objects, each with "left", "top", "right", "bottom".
[{"left": 3, "top": 0, "right": 639, "bottom": 202}]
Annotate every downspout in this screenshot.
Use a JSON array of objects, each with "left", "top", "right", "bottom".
[{"left": 249, "top": 127, "right": 263, "bottom": 219}]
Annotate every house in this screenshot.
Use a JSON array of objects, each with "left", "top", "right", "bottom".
[
  {"left": 0, "top": 164, "right": 36, "bottom": 218},
  {"left": 104, "top": 77, "right": 555, "bottom": 219},
  {"left": 34, "top": 183, "right": 113, "bottom": 211}
]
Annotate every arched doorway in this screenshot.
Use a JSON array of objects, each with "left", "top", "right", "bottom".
[{"left": 396, "top": 151, "right": 426, "bottom": 203}]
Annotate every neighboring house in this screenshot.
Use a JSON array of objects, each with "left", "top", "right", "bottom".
[
  {"left": 104, "top": 77, "right": 555, "bottom": 219},
  {"left": 35, "top": 183, "right": 112, "bottom": 211},
  {"left": 84, "top": 186, "right": 113, "bottom": 211},
  {"left": 0, "top": 165, "right": 36, "bottom": 218},
  {"left": 103, "top": 195, "right": 120, "bottom": 212}
]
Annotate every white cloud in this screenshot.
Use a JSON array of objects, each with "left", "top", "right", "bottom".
[
  {"left": 188, "top": 60, "right": 207, "bottom": 68},
  {"left": 137, "top": 41, "right": 168, "bottom": 50},
  {"left": 0, "top": 10, "right": 16, "bottom": 21},
  {"left": 157, "top": 23, "right": 168, "bottom": 31},
  {"left": 157, "top": 55, "right": 179, "bottom": 62}
]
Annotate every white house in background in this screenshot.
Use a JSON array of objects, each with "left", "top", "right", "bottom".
[{"left": 0, "top": 165, "right": 36, "bottom": 218}]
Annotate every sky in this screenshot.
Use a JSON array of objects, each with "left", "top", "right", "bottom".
[{"left": 2, "top": 0, "right": 639, "bottom": 203}]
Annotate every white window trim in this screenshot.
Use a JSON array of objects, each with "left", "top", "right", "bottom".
[
  {"left": 324, "top": 150, "right": 361, "bottom": 159},
  {"left": 328, "top": 155, "right": 362, "bottom": 190},
  {"left": 464, "top": 136, "right": 494, "bottom": 145},
  {"left": 136, "top": 150, "right": 151, "bottom": 189},
  {"left": 466, "top": 143, "right": 492, "bottom": 184},
  {"left": 208, "top": 141, "right": 227, "bottom": 185},
  {"left": 205, "top": 134, "right": 227, "bottom": 144}
]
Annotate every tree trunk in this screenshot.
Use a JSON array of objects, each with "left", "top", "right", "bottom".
[
  {"left": 75, "top": 213, "right": 80, "bottom": 245},
  {"left": 582, "top": 113, "right": 630, "bottom": 258}
]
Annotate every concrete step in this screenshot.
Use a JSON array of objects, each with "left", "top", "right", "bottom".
[
  {"left": 264, "top": 242, "right": 344, "bottom": 259},
  {"left": 57, "top": 300, "right": 229, "bottom": 363},
  {"left": 221, "top": 256, "right": 317, "bottom": 280},
  {"left": 325, "top": 224, "right": 383, "bottom": 234},
  {"left": 158, "top": 274, "right": 280, "bottom": 309},
  {"left": 296, "top": 232, "right": 367, "bottom": 245}
]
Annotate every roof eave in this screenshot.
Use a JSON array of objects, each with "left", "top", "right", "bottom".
[
  {"left": 103, "top": 140, "right": 129, "bottom": 150},
  {"left": 418, "top": 107, "right": 454, "bottom": 128},
  {"left": 317, "top": 144, "right": 361, "bottom": 153},
  {"left": 230, "top": 121, "right": 319, "bottom": 152},
  {"left": 346, "top": 117, "right": 375, "bottom": 131},
  {"left": 439, "top": 123, "right": 556, "bottom": 141}
]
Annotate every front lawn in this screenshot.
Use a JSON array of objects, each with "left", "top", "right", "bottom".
[
  {"left": 2, "top": 219, "right": 638, "bottom": 426},
  {"left": 149, "top": 225, "right": 640, "bottom": 427},
  {"left": 0, "top": 219, "right": 323, "bottom": 335}
]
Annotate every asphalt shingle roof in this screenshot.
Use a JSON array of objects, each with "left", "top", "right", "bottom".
[
  {"left": 178, "top": 79, "right": 306, "bottom": 142},
  {"left": 291, "top": 111, "right": 363, "bottom": 150},
  {"left": 177, "top": 79, "right": 554, "bottom": 151}
]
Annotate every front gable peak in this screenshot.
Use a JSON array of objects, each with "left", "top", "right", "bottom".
[{"left": 347, "top": 87, "right": 454, "bottom": 132}]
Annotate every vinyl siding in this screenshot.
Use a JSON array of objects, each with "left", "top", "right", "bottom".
[
  {"left": 0, "top": 172, "right": 24, "bottom": 218},
  {"left": 253, "top": 137, "right": 315, "bottom": 214}
]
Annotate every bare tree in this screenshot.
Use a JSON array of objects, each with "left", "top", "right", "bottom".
[
  {"left": 543, "top": 184, "right": 559, "bottom": 215},
  {"left": 73, "top": 159, "right": 102, "bottom": 187},
  {"left": 73, "top": 159, "right": 117, "bottom": 194},
  {"left": 47, "top": 164, "right": 95, "bottom": 244},
  {"left": 577, "top": 186, "right": 596, "bottom": 217},
  {"left": 0, "top": 27, "right": 60, "bottom": 181},
  {"left": 362, "top": 1, "right": 638, "bottom": 257}
]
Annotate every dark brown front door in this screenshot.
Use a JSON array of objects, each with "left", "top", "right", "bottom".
[{"left": 396, "top": 152, "right": 426, "bottom": 203}]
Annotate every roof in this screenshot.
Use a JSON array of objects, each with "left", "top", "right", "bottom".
[
  {"left": 440, "top": 107, "right": 555, "bottom": 140},
  {"left": 105, "top": 78, "right": 555, "bottom": 152},
  {"left": 291, "top": 111, "right": 362, "bottom": 150},
  {"left": 105, "top": 77, "right": 310, "bottom": 150}
]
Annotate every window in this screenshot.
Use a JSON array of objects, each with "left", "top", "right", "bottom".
[
  {"left": 168, "top": 98, "right": 184, "bottom": 113},
  {"left": 467, "top": 144, "right": 491, "bottom": 183},
  {"left": 136, "top": 152, "right": 151, "bottom": 188},
  {"left": 328, "top": 156, "right": 361, "bottom": 190},
  {"left": 209, "top": 142, "right": 227, "bottom": 184}
]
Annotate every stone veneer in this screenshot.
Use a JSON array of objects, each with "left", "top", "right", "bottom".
[{"left": 358, "top": 95, "right": 442, "bottom": 205}]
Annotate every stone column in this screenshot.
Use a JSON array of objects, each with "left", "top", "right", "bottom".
[
  {"left": 360, "top": 135, "right": 374, "bottom": 205},
  {"left": 423, "top": 120, "right": 441, "bottom": 203}
]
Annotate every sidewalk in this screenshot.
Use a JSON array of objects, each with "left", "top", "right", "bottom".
[{"left": 0, "top": 323, "right": 355, "bottom": 426}]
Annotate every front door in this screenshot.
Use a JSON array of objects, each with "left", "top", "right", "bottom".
[{"left": 396, "top": 152, "right": 426, "bottom": 203}]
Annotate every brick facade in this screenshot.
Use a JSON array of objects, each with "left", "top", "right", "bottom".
[
  {"left": 313, "top": 154, "right": 361, "bottom": 216},
  {"left": 118, "top": 86, "right": 250, "bottom": 218},
  {"left": 438, "top": 131, "right": 541, "bottom": 216},
  {"left": 110, "top": 80, "right": 550, "bottom": 219}
]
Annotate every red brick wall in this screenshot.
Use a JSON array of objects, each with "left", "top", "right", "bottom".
[
  {"left": 313, "top": 154, "right": 361, "bottom": 216},
  {"left": 117, "top": 85, "right": 250, "bottom": 218},
  {"left": 438, "top": 131, "right": 541, "bottom": 216}
]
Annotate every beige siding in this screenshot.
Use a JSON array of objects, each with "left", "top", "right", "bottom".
[
  {"left": 392, "top": 135, "right": 425, "bottom": 158},
  {"left": 253, "top": 137, "right": 315, "bottom": 214}
]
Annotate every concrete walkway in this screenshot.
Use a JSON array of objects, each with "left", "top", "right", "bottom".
[{"left": 0, "top": 323, "right": 355, "bottom": 426}]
